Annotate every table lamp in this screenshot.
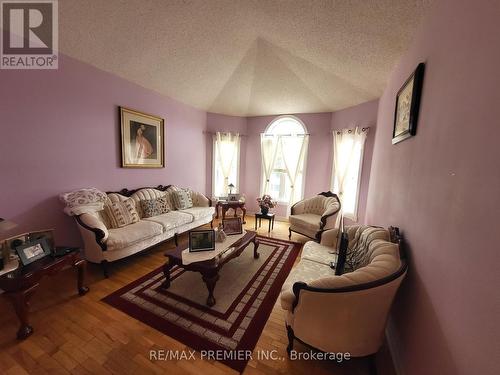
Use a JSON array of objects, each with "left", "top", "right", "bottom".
[{"left": 228, "top": 183, "right": 235, "bottom": 194}]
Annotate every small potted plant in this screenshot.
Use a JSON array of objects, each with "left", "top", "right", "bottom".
[{"left": 256, "top": 195, "right": 276, "bottom": 215}]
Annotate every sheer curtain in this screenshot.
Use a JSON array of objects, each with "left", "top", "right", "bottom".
[
  {"left": 331, "top": 127, "right": 368, "bottom": 221},
  {"left": 260, "top": 134, "right": 280, "bottom": 195},
  {"left": 280, "top": 135, "right": 309, "bottom": 206},
  {"left": 213, "top": 132, "right": 240, "bottom": 197}
]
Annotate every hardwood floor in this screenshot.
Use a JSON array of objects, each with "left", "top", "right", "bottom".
[{"left": 0, "top": 216, "right": 371, "bottom": 375}]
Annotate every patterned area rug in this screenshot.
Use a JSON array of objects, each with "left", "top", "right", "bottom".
[{"left": 103, "top": 236, "right": 301, "bottom": 372}]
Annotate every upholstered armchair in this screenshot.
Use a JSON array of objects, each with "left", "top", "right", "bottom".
[
  {"left": 280, "top": 225, "right": 407, "bottom": 360},
  {"left": 288, "top": 191, "right": 341, "bottom": 242}
]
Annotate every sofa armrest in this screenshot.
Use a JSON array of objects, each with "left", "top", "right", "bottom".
[
  {"left": 280, "top": 289, "right": 297, "bottom": 311},
  {"left": 320, "top": 207, "right": 341, "bottom": 230},
  {"left": 319, "top": 228, "right": 340, "bottom": 248},
  {"left": 191, "top": 191, "right": 211, "bottom": 207},
  {"left": 76, "top": 213, "right": 109, "bottom": 243}
]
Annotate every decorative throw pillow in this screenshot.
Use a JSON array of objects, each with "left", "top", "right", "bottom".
[
  {"left": 171, "top": 189, "right": 193, "bottom": 210},
  {"left": 105, "top": 199, "right": 140, "bottom": 228},
  {"left": 141, "top": 196, "right": 171, "bottom": 218}
]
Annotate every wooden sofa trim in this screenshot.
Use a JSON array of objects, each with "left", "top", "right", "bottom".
[
  {"left": 289, "top": 192, "right": 341, "bottom": 241},
  {"left": 291, "top": 226, "right": 407, "bottom": 311},
  {"left": 75, "top": 215, "right": 108, "bottom": 252},
  {"left": 106, "top": 184, "right": 213, "bottom": 206},
  {"left": 318, "top": 191, "right": 341, "bottom": 231}
]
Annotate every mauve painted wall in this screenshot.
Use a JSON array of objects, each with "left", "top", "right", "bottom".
[
  {"left": 365, "top": 1, "right": 500, "bottom": 374},
  {"left": 331, "top": 99, "right": 378, "bottom": 224},
  {"left": 0, "top": 55, "right": 207, "bottom": 246}
]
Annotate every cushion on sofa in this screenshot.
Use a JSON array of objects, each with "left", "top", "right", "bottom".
[
  {"left": 106, "top": 220, "right": 164, "bottom": 251},
  {"left": 141, "top": 196, "right": 171, "bottom": 218},
  {"left": 300, "top": 241, "right": 337, "bottom": 266},
  {"left": 289, "top": 213, "right": 321, "bottom": 235},
  {"left": 143, "top": 211, "right": 193, "bottom": 231},
  {"left": 179, "top": 206, "right": 215, "bottom": 221},
  {"left": 105, "top": 199, "right": 140, "bottom": 228},
  {"left": 171, "top": 189, "right": 193, "bottom": 210},
  {"left": 281, "top": 259, "right": 335, "bottom": 295}
]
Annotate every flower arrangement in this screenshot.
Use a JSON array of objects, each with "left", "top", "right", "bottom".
[{"left": 256, "top": 195, "right": 277, "bottom": 214}]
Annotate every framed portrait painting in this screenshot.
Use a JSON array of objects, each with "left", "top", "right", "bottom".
[
  {"left": 392, "top": 63, "right": 425, "bottom": 144},
  {"left": 120, "top": 106, "right": 165, "bottom": 168}
]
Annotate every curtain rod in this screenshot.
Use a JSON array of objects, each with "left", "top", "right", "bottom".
[{"left": 203, "top": 131, "right": 248, "bottom": 137}]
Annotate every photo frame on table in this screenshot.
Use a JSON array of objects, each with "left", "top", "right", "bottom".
[
  {"left": 28, "top": 229, "right": 55, "bottom": 251},
  {"left": 228, "top": 193, "right": 240, "bottom": 202},
  {"left": 189, "top": 230, "right": 215, "bottom": 252},
  {"left": 222, "top": 217, "right": 243, "bottom": 235},
  {"left": 120, "top": 106, "right": 165, "bottom": 168},
  {"left": 392, "top": 62, "right": 425, "bottom": 145},
  {"left": 15, "top": 238, "right": 51, "bottom": 266}
]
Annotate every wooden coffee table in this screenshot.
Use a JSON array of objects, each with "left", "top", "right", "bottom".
[{"left": 161, "top": 231, "right": 259, "bottom": 307}]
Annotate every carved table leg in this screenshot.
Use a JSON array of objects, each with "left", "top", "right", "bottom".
[
  {"left": 74, "top": 259, "right": 89, "bottom": 295},
  {"left": 215, "top": 203, "right": 221, "bottom": 219},
  {"left": 161, "top": 260, "right": 172, "bottom": 289},
  {"left": 202, "top": 271, "right": 220, "bottom": 307},
  {"left": 242, "top": 205, "right": 247, "bottom": 224},
  {"left": 222, "top": 206, "right": 228, "bottom": 221},
  {"left": 6, "top": 284, "right": 38, "bottom": 340},
  {"left": 253, "top": 238, "right": 260, "bottom": 259}
]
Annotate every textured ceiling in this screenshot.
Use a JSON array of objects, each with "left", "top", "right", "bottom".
[{"left": 59, "top": 0, "right": 430, "bottom": 116}]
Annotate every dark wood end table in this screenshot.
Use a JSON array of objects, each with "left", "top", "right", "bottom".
[
  {"left": 161, "top": 231, "right": 258, "bottom": 307},
  {"left": 215, "top": 200, "right": 247, "bottom": 223},
  {"left": 0, "top": 248, "right": 89, "bottom": 340},
  {"left": 255, "top": 212, "right": 276, "bottom": 233}
]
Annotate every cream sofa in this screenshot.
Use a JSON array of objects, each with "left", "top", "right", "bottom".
[
  {"left": 75, "top": 185, "right": 214, "bottom": 276},
  {"left": 280, "top": 225, "right": 407, "bottom": 359},
  {"left": 288, "top": 191, "right": 341, "bottom": 242}
]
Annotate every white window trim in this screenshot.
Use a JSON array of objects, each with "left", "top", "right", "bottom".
[{"left": 260, "top": 115, "right": 308, "bottom": 205}]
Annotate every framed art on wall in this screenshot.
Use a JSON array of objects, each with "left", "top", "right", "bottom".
[
  {"left": 392, "top": 62, "right": 425, "bottom": 144},
  {"left": 119, "top": 106, "right": 165, "bottom": 168}
]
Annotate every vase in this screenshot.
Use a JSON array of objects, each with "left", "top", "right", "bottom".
[{"left": 260, "top": 206, "right": 269, "bottom": 215}]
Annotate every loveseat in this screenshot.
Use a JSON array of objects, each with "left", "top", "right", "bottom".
[
  {"left": 71, "top": 185, "right": 214, "bottom": 276},
  {"left": 280, "top": 225, "right": 407, "bottom": 359},
  {"left": 288, "top": 191, "right": 341, "bottom": 242}
]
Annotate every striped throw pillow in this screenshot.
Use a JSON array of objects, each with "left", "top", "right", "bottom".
[
  {"left": 171, "top": 189, "right": 193, "bottom": 210},
  {"left": 105, "top": 199, "right": 140, "bottom": 228}
]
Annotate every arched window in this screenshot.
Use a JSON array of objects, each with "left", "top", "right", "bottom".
[{"left": 261, "top": 116, "right": 309, "bottom": 205}]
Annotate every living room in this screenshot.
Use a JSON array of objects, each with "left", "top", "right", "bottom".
[{"left": 0, "top": 1, "right": 498, "bottom": 375}]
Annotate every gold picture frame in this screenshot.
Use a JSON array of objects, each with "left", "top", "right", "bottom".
[{"left": 119, "top": 106, "right": 165, "bottom": 168}]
